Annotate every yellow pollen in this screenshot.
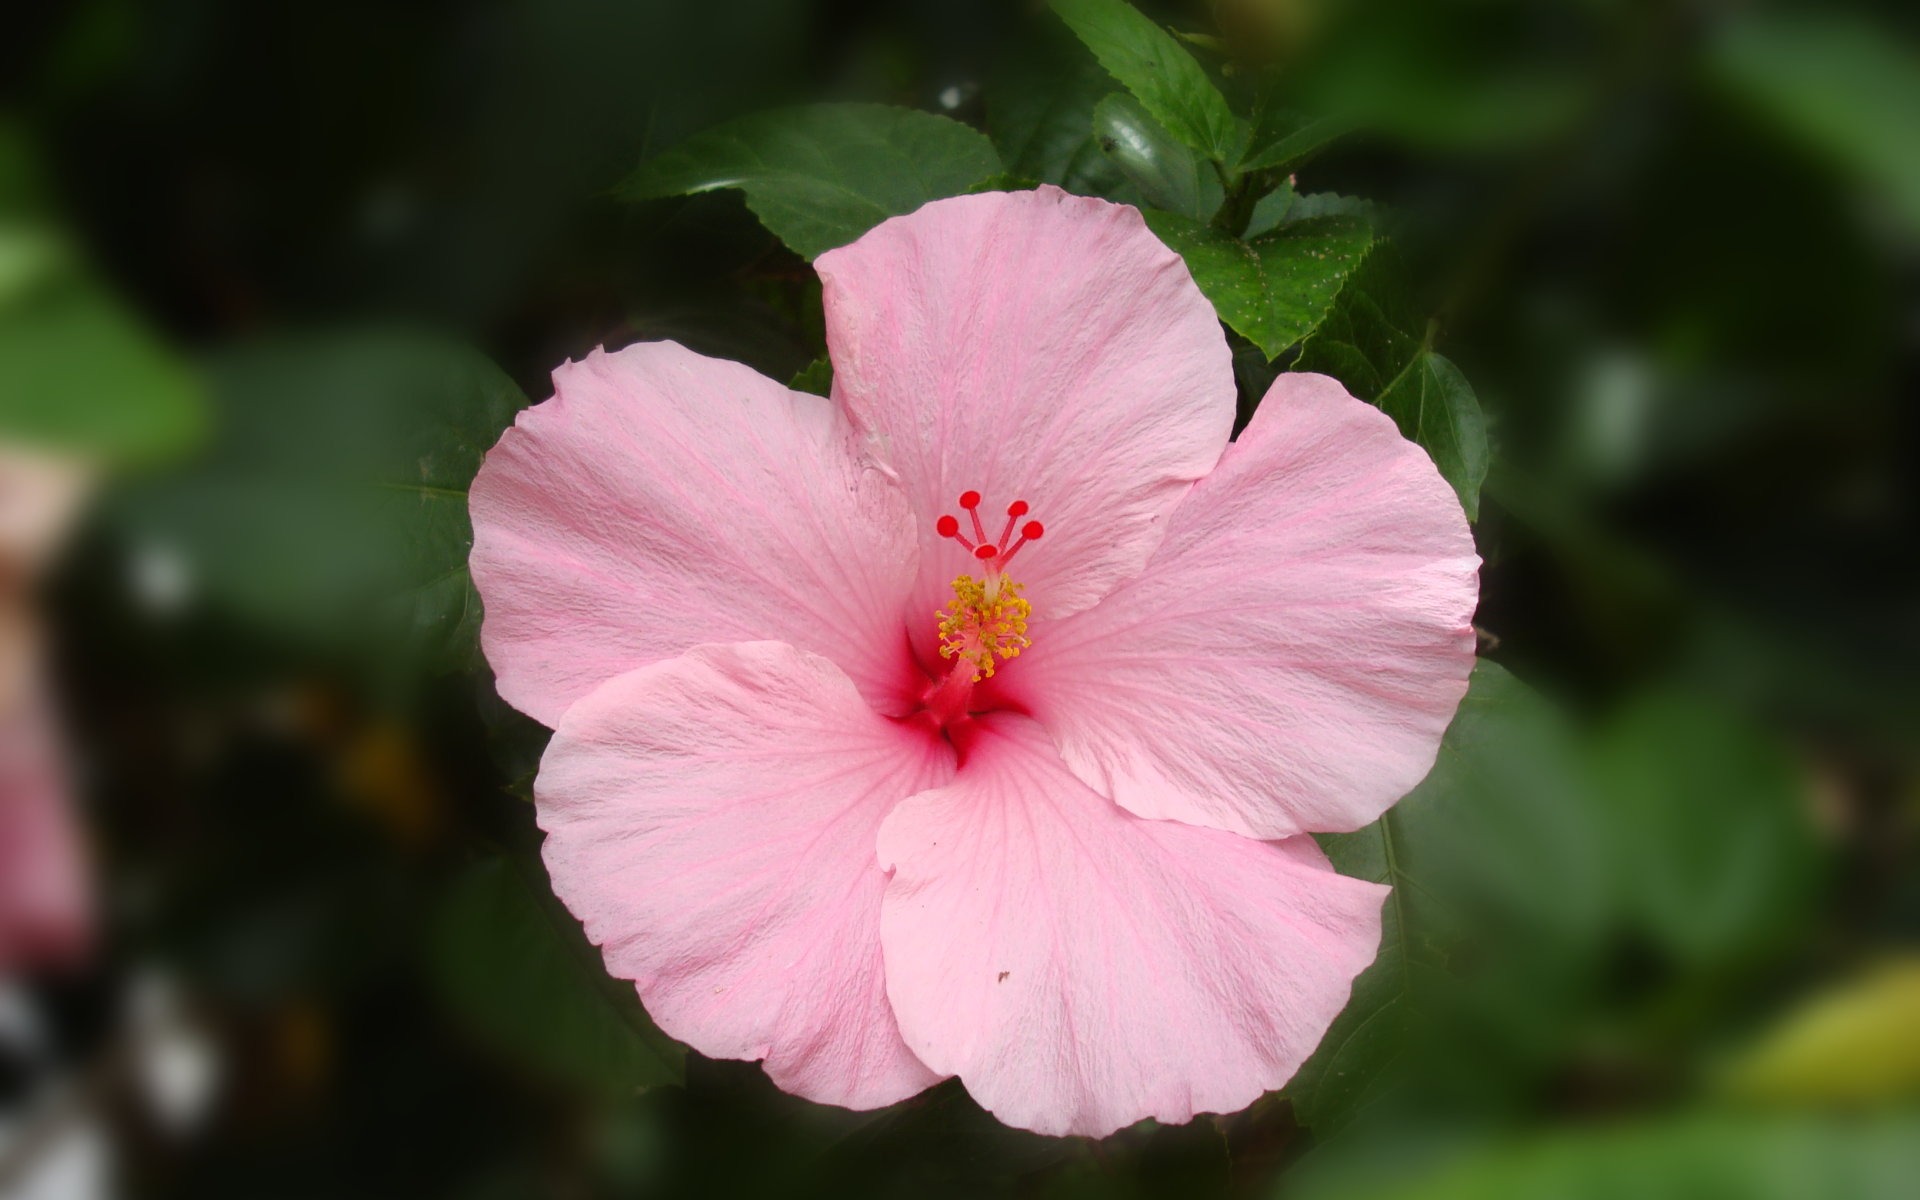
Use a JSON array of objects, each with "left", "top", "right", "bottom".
[{"left": 937, "top": 574, "right": 1031, "bottom": 680}]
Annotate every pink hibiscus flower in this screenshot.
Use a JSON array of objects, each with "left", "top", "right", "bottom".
[
  {"left": 0, "top": 681, "right": 90, "bottom": 974},
  {"left": 470, "top": 187, "right": 1479, "bottom": 1137},
  {"left": 0, "top": 444, "right": 95, "bottom": 976}
]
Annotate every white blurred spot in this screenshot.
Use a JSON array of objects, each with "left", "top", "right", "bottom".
[
  {"left": 1579, "top": 349, "right": 1654, "bottom": 484},
  {"left": 0, "top": 1114, "right": 113, "bottom": 1200},
  {"left": 938, "top": 85, "right": 964, "bottom": 111},
  {"left": 129, "top": 971, "right": 221, "bottom": 1138},
  {"left": 128, "top": 542, "right": 192, "bottom": 615}
]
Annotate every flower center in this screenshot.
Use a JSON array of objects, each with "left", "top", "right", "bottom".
[{"left": 934, "top": 490, "right": 1045, "bottom": 681}]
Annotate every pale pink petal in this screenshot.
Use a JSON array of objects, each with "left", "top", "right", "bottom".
[
  {"left": 999, "top": 372, "right": 1479, "bottom": 839},
  {"left": 816, "top": 187, "right": 1234, "bottom": 641},
  {"left": 0, "top": 687, "right": 90, "bottom": 974},
  {"left": 0, "top": 444, "right": 92, "bottom": 579},
  {"left": 470, "top": 342, "right": 921, "bottom": 727},
  {"left": 877, "top": 714, "right": 1386, "bottom": 1138},
  {"left": 537, "top": 641, "right": 952, "bottom": 1109}
]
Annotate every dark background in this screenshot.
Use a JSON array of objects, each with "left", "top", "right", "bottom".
[{"left": 2, "top": 1, "right": 1916, "bottom": 1196}]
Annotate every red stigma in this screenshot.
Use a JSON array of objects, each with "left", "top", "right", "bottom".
[{"left": 936, "top": 488, "right": 1047, "bottom": 571}]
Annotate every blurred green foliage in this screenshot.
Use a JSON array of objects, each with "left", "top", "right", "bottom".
[
  {"left": 108, "top": 330, "right": 527, "bottom": 683},
  {"left": 5, "top": 0, "right": 1916, "bottom": 1196},
  {"left": 0, "top": 119, "right": 203, "bottom": 462},
  {"left": 1711, "top": 12, "right": 1920, "bottom": 235},
  {"left": 1293, "top": 663, "right": 1608, "bottom": 1137},
  {"left": 433, "top": 857, "right": 685, "bottom": 1096},
  {"left": 1303, "top": 1112, "right": 1920, "bottom": 1200}
]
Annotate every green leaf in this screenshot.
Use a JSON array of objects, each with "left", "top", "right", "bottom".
[
  {"left": 1377, "top": 353, "right": 1488, "bottom": 521},
  {"left": 1093, "top": 94, "right": 1222, "bottom": 220},
  {"left": 964, "top": 172, "right": 1041, "bottom": 194},
  {"left": 1712, "top": 12, "right": 1920, "bottom": 234},
  {"left": 789, "top": 356, "right": 833, "bottom": 397},
  {"left": 1242, "top": 186, "right": 1378, "bottom": 239},
  {"left": 0, "top": 276, "right": 206, "bottom": 464},
  {"left": 1319, "top": 1113, "right": 1920, "bottom": 1200},
  {"left": 985, "top": 30, "right": 1134, "bottom": 199},
  {"left": 1295, "top": 250, "right": 1488, "bottom": 519},
  {"left": 1142, "top": 206, "right": 1371, "bottom": 358},
  {"left": 1237, "top": 109, "right": 1350, "bottom": 174},
  {"left": 1290, "top": 662, "right": 1606, "bottom": 1134},
  {"left": 1589, "top": 690, "right": 1824, "bottom": 964},
  {"left": 0, "top": 121, "right": 204, "bottom": 463},
  {"left": 1051, "top": 0, "right": 1245, "bottom": 164},
  {"left": 108, "top": 330, "right": 526, "bottom": 676},
  {"left": 432, "top": 857, "right": 684, "bottom": 1096},
  {"left": 1240, "top": 181, "right": 1300, "bottom": 239},
  {"left": 619, "top": 103, "right": 1004, "bottom": 260}
]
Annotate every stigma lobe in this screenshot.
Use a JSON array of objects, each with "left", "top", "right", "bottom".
[{"left": 936, "top": 490, "right": 1045, "bottom": 571}]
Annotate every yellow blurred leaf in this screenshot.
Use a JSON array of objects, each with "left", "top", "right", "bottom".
[{"left": 1722, "top": 959, "right": 1920, "bottom": 1105}]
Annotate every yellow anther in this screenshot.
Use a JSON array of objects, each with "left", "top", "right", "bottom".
[{"left": 936, "top": 574, "right": 1031, "bottom": 680}]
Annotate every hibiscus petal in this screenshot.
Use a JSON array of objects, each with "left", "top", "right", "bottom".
[
  {"left": 816, "top": 187, "right": 1234, "bottom": 635},
  {"left": 537, "top": 641, "right": 953, "bottom": 1109},
  {"left": 876, "top": 714, "right": 1386, "bottom": 1138},
  {"left": 470, "top": 342, "right": 921, "bottom": 727},
  {"left": 0, "top": 685, "right": 90, "bottom": 973},
  {"left": 1002, "top": 371, "right": 1480, "bottom": 839}
]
